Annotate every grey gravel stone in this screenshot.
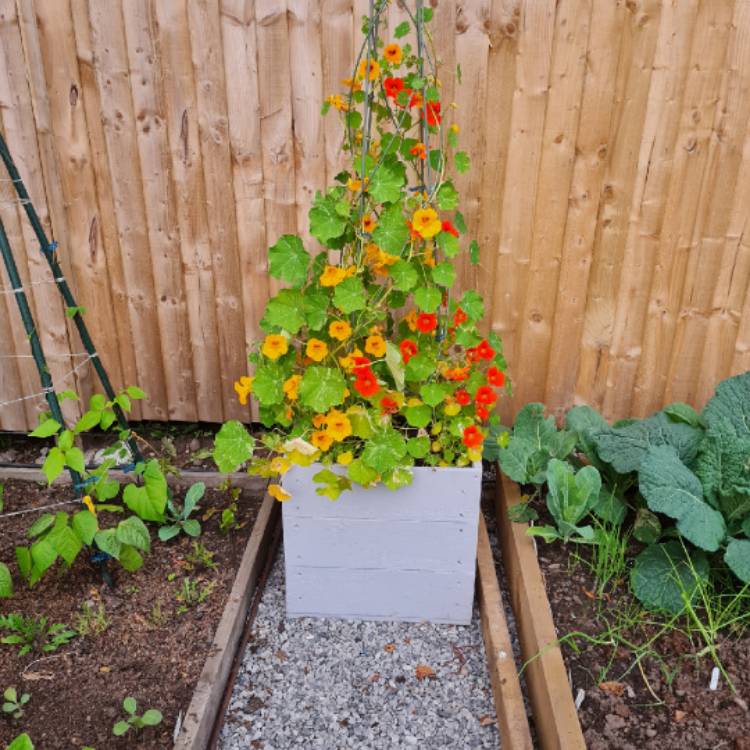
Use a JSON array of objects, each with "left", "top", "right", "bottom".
[{"left": 219, "top": 547, "right": 500, "bottom": 749}]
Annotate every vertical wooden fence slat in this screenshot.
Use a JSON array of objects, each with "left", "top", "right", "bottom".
[
  {"left": 85, "top": 0, "right": 168, "bottom": 419},
  {"left": 122, "top": 0, "right": 198, "bottom": 422},
  {"left": 544, "top": 0, "right": 626, "bottom": 419},
  {"left": 601, "top": 0, "right": 702, "bottom": 418},
  {"left": 574, "top": 0, "right": 662, "bottom": 417},
  {"left": 513, "top": 0, "right": 593, "bottom": 409},
  {"left": 69, "top": 0, "right": 142, "bottom": 419},
  {"left": 187, "top": 0, "right": 249, "bottom": 421}
]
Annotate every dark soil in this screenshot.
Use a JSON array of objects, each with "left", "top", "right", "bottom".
[
  {"left": 537, "top": 534, "right": 750, "bottom": 749},
  {"left": 0, "top": 477, "right": 263, "bottom": 749}
]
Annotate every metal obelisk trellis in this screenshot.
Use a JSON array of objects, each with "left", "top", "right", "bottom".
[{"left": 0, "top": 131, "right": 143, "bottom": 491}]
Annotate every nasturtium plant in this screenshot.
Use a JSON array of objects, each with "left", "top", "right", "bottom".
[{"left": 214, "top": 3, "right": 509, "bottom": 501}]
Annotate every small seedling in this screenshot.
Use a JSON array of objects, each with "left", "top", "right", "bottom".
[
  {"left": 185, "top": 541, "right": 217, "bottom": 571},
  {"left": 112, "top": 696, "right": 162, "bottom": 736},
  {"left": 148, "top": 601, "right": 168, "bottom": 628},
  {"left": 2, "top": 686, "right": 30, "bottom": 718},
  {"left": 175, "top": 577, "right": 216, "bottom": 615},
  {"left": 0, "top": 614, "right": 76, "bottom": 656},
  {"left": 159, "top": 482, "right": 204, "bottom": 541},
  {"left": 75, "top": 602, "right": 110, "bottom": 638},
  {"left": 6, "top": 733, "right": 34, "bottom": 750}
]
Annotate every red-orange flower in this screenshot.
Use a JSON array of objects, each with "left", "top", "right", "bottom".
[
  {"left": 476, "top": 339, "right": 495, "bottom": 360},
  {"left": 409, "top": 91, "right": 423, "bottom": 109},
  {"left": 400, "top": 339, "right": 418, "bottom": 364},
  {"left": 462, "top": 425, "right": 484, "bottom": 449},
  {"left": 488, "top": 366, "right": 505, "bottom": 387},
  {"left": 445, "top": 366, "right": 470, "bottom": 381},
  {"left": 410, "top": 142, "right": 427, "bottom": 160},
  {"left": 380, "top": 396, "right": 399, "bottom": 415},
  {"left": 441, "top": 220, "right": 459, "bottom": 238},
  {"left": 475, "top": 385, "right": 497, "bottom": 406},
  {"left": 426, "top": 100, "right": 441, "bottom": 126},
  {"left": 466, "top": 347, "right": 481, "bottom": 363},
  {"left": 384, "top": 77, "right": 405, "bottom": 99},
  {"left": 352, "top": 356, "right": 372, "bottom": 375},
  {"left": 416, "top": 313, "right": 437, "bottom": 334},
  {"left": 455, "top": 389, "right": 471, "bottom": 406},
  {"left": 453, "top": 307, "right": 467, "bottom": 326},
  {"left": 354, "top": 370, "right": 380, "bottom": 397},
  {"left": 476, "top": 406, "right": 490, "bottom": 421}
]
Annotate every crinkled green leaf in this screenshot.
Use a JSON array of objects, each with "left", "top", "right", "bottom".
[
  {"left": 362, "top": 429, "right": 407, "bottom": 473},
  {"left": 414, "top": 286, "right": 442, "bottom": 313},
  {"left": 333, "top": 275, "right": 367, "bottom": 314},
  {"left": 638, "top": 446, "right": 726, "bottom": 552},
  {"left": 299, "top": 367, "right": 347, "bottom": 413},
  {"left": 633, "top": 507, "right": 661, "bottom": 544},
  {"left": 309, "top": 191, "right": 347, "bottom": 244},
  {"left": 389, "top": 259, "right": 418, "bottom": 291},
  {"left": 382, "top": 465, "right": 413, "bottom": 490},
  {"left": 631, "top": 541, "right": 709, "bottom": 614},
  {"left": 372, "top": 204, "right": 409, "bottom": 254},
  {"left": 368, "top": 155, "right": 406, "bottom": 204},
  {"left": 260, "top": 289, "right": 306, "bottom": 334},
  {"left": 725, "top": 538, "right": 750, "bottom": 583},
  {"left": 546, "top": 459, "right": 601, "bottom": 539},
  {"left": 116, "top": 516, "right": 151, "bottom": 552},
  {"left": 253, "top": 363, "right": 286, "bottom": 406},
  {"left": 213, "top": 420, "right": 256, "bottom": 473},
  {"left": 703, "top": 371, "right": 750, "bottom": 438}
]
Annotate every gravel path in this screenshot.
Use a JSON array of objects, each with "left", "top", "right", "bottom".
[{"left": 219, "top": 546, "right": 500, "bottom": 750}]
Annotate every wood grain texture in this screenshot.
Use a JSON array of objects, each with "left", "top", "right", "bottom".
[
  {"left": 2, "top": 0, "right": 750, "bottom": 429},
  {"left": 495, "top": 472, "right": 586, "bottom": 750}
]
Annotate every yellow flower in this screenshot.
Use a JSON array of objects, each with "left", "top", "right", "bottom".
[
  {"left": 467, "top": 447, "right": 483, "bottom": 463},
  {"left": 233, "top": 375, "right": 254, "bottom": 405},
  {"left": 364, "top": 334, "right": 386, "bottom": 358},
  {"left": 384, "top": 43, "right": 403, "bottom": 65},
  {"left": 365, "top": 243, "right": 381, "bottom": 265},
  {"left": 362, "top": 214, "right": 377, "bottom": 233},
  {"left": 450, "top": 123, "right": 460, "bottom": 134},
  {"left": 312, "top": 414, "right": 327, "bottom": 429},
  {"left": 407, "top": 397, "right": 423, "bottom": 407},
  {"left": 325, "top": 410, "right": 352, "bottom": 442},
  {"left": 283, "top": 374, "right": 301, "bottom": 402},
  {"left": 329, "top": 320, "right": 352, "bottom": 341},
  {"left": 270, "top": 456, "right": 291, "bottom": 475},
  {"left": 336, "top": 451, "right": 354, "bottom": 466},
  {"left": 357, "top": 58, "right": 381, "bottom": 81},
  {"left": 344, "top": 264, "right": 357, "bottom": 277},
  {"left": 326, "top": 94, "right": 348, "bottom": 112},
  {"left": 412, "top": 207, "right": 442, "bottom": 239},
  {"left": 373, "top": 250, "right": 399, "bottom": 276},
  {"left": 423, "top": 247, "right": 436, "bottom": 268},
  {"left": 311, "top": 430, "right": 334, "bottom": 452},
  {"left": 306, "top": 338, "right": 328, "bottom": 362},
  {"left": 347, "top": 177, "right": 362, "bottom": 192},
  {"left": 444, "top": 401, "right": 461, "bottom": 417},
  {"left": 338, "top": 347, "right": 363, "bottom": 370},
  {"left": 82, "top": 495, "right": 96, "bottom": 515},
  {"left": 320, "top": 264, "right": 347, "bottom": 287},
  {"left": 405, "top": 309, "right": 419, "bottom": 331},
  {"left": 262, "top": 334, "right": 288, "bottom": 360},
  {"left": 268, "top": 483, "right": 291, "bottom": 502},
  {"left": 342, "top": 77, "right": 362, "bottom": 91}
]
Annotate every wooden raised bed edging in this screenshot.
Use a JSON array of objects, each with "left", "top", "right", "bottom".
[{"left": 494, "top": 472, "right": 586, "bottom": 750}]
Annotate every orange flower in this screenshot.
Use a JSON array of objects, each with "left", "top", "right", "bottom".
[
  {"left": 409, "top": 91, "right": 423, "bottom": 109},
  {"left": 362, "top": 214, "right": 377, "bottom": 233},
  {"left": 357, "top": 58, "right": 381, "bottom": 81},
  {"left": 412, "top": 207, "right": 441, "bottom": 239},
  {"left": 306, "top": 338, "right": 329, "bottom": 362},
  {"left": 320, "top": 265, "right": 347, "bottom": 287},
  {"left": 441, "top": 220, "right": 459, "bottom": 237},
  {"left": 233, "top": 375, "right": 254, "bottom": 406},
  {"left": 453, "top": 307, "right": 467, "bottom": 326},
  {"left": 462, "top": 425, "right": 484, "bottom": 449},
  {"left": 325, "top": 94, "right": 348, "bottom": 112},
  {"left": 384, "top": 43, "right": 403, "bottom": 65},
  {"left": 329, "top": 320, "right": 353, "bottom": 341},
  {"left": 416, "top": 313, "right": 438, "bottom": 334},
  {"left": 422, "top": 247, "right": 436, "bottom": 268},
  {"left": 488, "top": 367, "right": 505, "bottom": 387},
  {"left": 365, "top": 334, "right": 387, "bottom": 358},
  {"left": 399, "top": 339, "right": 417, "bottom": 364},
  {"left": 474, "top": 385, "right": 497, "bottom": 406},
  {"left": 405, "top": 309, "right": 419, "bottom": 332},
  {"left": 312, "top": 414, "right": 327, "bottom": 429},
  {"left": 410, "top": 142, "right": 427, "bottom": 160},
  {"left": 282, "top": 374, "right": 301, "bottom": 402},
  {"left": 426, "top": 100, "right": 441, "bottom": 126},
  {"left": 311, "top": 430, "right": 334, "bottom": 452},
  {"left": 445, "top": 366, "right": 470, "bottom": 382},
  {"left": 261, "top": 334, "right": 288, "bottom": 360},
  {"left": 341, "top": 77, "right": 362, "bottom": 92},
  {"left": 325, "top": 410, "right": 352, "bottom": 442}
]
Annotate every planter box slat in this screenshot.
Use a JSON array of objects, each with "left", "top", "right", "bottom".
[
  {"left": 494, "top": 473, "right": 586, "bottom": 750},
  {"left": 283, "top": 462, "right": 482, "bottom": 624}
]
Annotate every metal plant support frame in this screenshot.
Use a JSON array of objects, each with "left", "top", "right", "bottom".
[{"left": 0, "top": 131, "right": 143, "bottom": 490}]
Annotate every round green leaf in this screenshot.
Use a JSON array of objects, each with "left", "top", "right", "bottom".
[
  {"left": 299, "top": 367, "right": 347, "bottom": 413},
  {"left": 268, "top": 234, "right": 310, "bottom": 288},
  {"left": 333, "top": 276, "right": 367, "bottom": 314},
  {"left": 213, "top": 420, "right": 255, "bottom": 473},
  {"left": 414, "top": 286, "right": 442, "bottom": 313},
  {"left": 389, "top": 260, "right": 418, "bottom": 291},
  {"left": 431, "top": 262, "right": 456, "bottom": 287},
  {"left": 361, "top": 429, "right": 407, "bottom": 473}
]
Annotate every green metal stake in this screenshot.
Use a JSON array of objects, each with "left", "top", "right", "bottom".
[
  {"left": 0, "top": 216, "right": 82, "bottom": 489},
  {"left": 0, "top": 132, "right": 142, "bottom": 465}
]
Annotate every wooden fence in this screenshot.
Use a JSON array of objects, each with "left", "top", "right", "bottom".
[{"left": 1, "top": 0, "right": 749, "bottom": 432}]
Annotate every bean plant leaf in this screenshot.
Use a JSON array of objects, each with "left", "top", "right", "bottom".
[
  {"left": 299, "top": 367, "right": 347, "bottom": 413},
  {"left": 638, "top": 446, "right": 726, "bottom": 552},
  {"left": 115, "top": 516, "right": 151, "bottom": 552},
  {"left": 631, "top": 541, "right": 709, "bottom": 614},
  {"left": 72, "top": 510, "right": 98, "bottom": 545},
  {"left": 122, "top": 460, "right": 168, "bottom": 523},
  {"left": 30, "top": 418, "right": 62, "bottom": 438},
  {"left": 268, "top": 234, "right": 310, "bottom": 288},
  {"left": 213, "top": 420, "right": 255, "bottom": 473},
  {"left": 42, "top": 447, "right": 65, "bottom": 485}
]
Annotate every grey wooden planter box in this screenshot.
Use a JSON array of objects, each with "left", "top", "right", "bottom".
[{"left": 281, "top": 462, "right": 482, "bottom": 624}]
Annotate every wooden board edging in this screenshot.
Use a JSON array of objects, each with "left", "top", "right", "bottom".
[
  {"left": 494, "top": 473, "right": 586, "bottom": 750},
  {"left": 173, "top": 491, "right": 279, "bottom": 750},
  {"left": 476, "top": 515, "right": 534, "bottom": 749}
]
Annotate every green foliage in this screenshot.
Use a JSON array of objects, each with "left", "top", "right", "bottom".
[
  {"left": 112, "top": 696, "right": 163, "bottom": 737},
  {"left": 158, "top": 482, "right": 204, "bottom": 542},
  {"left": 6, "top": 733, "right": 34, "bottom": 750},
  {"left": 0, "top": 613, "right": 76, "bottom": 657},
  {"left": 74, "top": 601, "right": 110, "bottom": 638},
  {"left": 2, "top": 687, "right": 30, "bottom": 719},
  {"left": 268, "top": 234, "right": 310, "bottom": 288},
  {"left": 213, "top": 421, "right": 255, "bottom": 473},
  {"left": 122, "top": 460, "right": 168, "bottom": 523},
  {"left": 0, "top": 562, "right": 12, "bottom": 598}
]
